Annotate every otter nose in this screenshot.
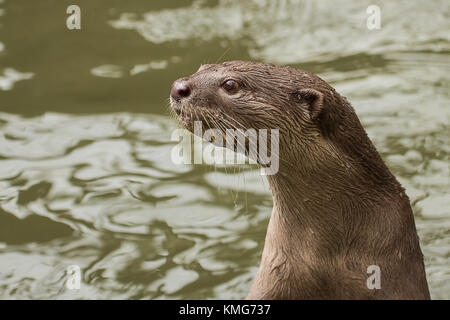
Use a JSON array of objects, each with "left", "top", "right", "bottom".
[{"left": 170, "top": 79, "right": 191, "bottom": 100}]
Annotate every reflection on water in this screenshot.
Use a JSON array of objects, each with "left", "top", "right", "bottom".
[
  {"left": 110, "top": 0, "right": 450, "bottom": 63},
  {"left": 0, "top": 113, "right": 269, "bottom": 299},
  {"left": 0, "top": 0, "right": 449, "bottom": 299},
  {"left": 0, "top": 68, "right": 34, "bottom": 91}
]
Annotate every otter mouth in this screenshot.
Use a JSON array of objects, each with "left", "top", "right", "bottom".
[
  {"left": 171, "top": 100, "right": 253, "bottom": 153},
  {"left": 170, "top": 99, "right": 275, "bottom": 166},
  {"left": 170, "top": 99, "right": 194, "bottom": 127},
  {"left": 171, "top": 100, "right": 238, "bottom": 148},
  {"left": 170, "top": 99, "right": 217, "bottom": 132},
  {"left": 173, "top": 105, "right": 192, "bottom": 125}
]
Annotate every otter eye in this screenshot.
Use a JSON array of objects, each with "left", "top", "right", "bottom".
[{"left": 222, "top": 79, "right": 239, "bottom": 94}]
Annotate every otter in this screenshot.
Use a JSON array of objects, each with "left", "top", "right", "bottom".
[{"left": 169, "top": 61, "right": 430, "bottom": 300}]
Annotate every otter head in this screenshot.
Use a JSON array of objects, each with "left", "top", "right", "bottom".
[{"left": 169, "top": 61, "right": 350, "bottom": 171}]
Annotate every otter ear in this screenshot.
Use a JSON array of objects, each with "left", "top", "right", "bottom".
[{"left": 297, "top": 88, "right": 324, "bottom": 121}]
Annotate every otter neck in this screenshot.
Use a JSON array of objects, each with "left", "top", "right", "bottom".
[
  {"left": 265, "top": 150, "right": 359, "bottom": 245},
  {"left": 262, "top": 138, "right": 402, "bottom": 265}
]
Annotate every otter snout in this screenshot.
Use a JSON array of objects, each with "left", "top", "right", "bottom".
[{"left": 170, "top": 78, "right": 191, "bottom": 100}]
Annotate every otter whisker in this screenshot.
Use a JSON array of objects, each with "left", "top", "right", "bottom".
[
  {"left": 214, "top": 46, "right": 233, "bottom": 64},
  {"left": 216, "top": 111, "right": 289, "bottom": 164},
  {"left": 220, "top": 114, "right": 292, "bottom": 170},
  {"left": 219, "top": 111, "right": 292, "bottom": 168},
  {"left": 216, "top": 120, "right": 242, "bottom": 208},
  {"left": 217, "top": 109, "right": 245, "bottom": 130},
  {"left": 203, "top": 110, "right": 240, "bottom": 203},
  {"left": 202, "top": 108, "right": 220, "bottom": 181}
]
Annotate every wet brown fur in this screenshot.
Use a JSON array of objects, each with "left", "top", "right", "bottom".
[{"left": 170, "top": 61, "right": 430, "bottom": 300}]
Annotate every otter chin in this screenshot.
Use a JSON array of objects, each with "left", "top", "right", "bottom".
[{"left": 169, "top": 61, "right": 430, "bottom": 300}]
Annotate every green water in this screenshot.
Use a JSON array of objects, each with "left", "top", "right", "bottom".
[{"left": 0, "top": 0, "right": 449, "bottom": 299}]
